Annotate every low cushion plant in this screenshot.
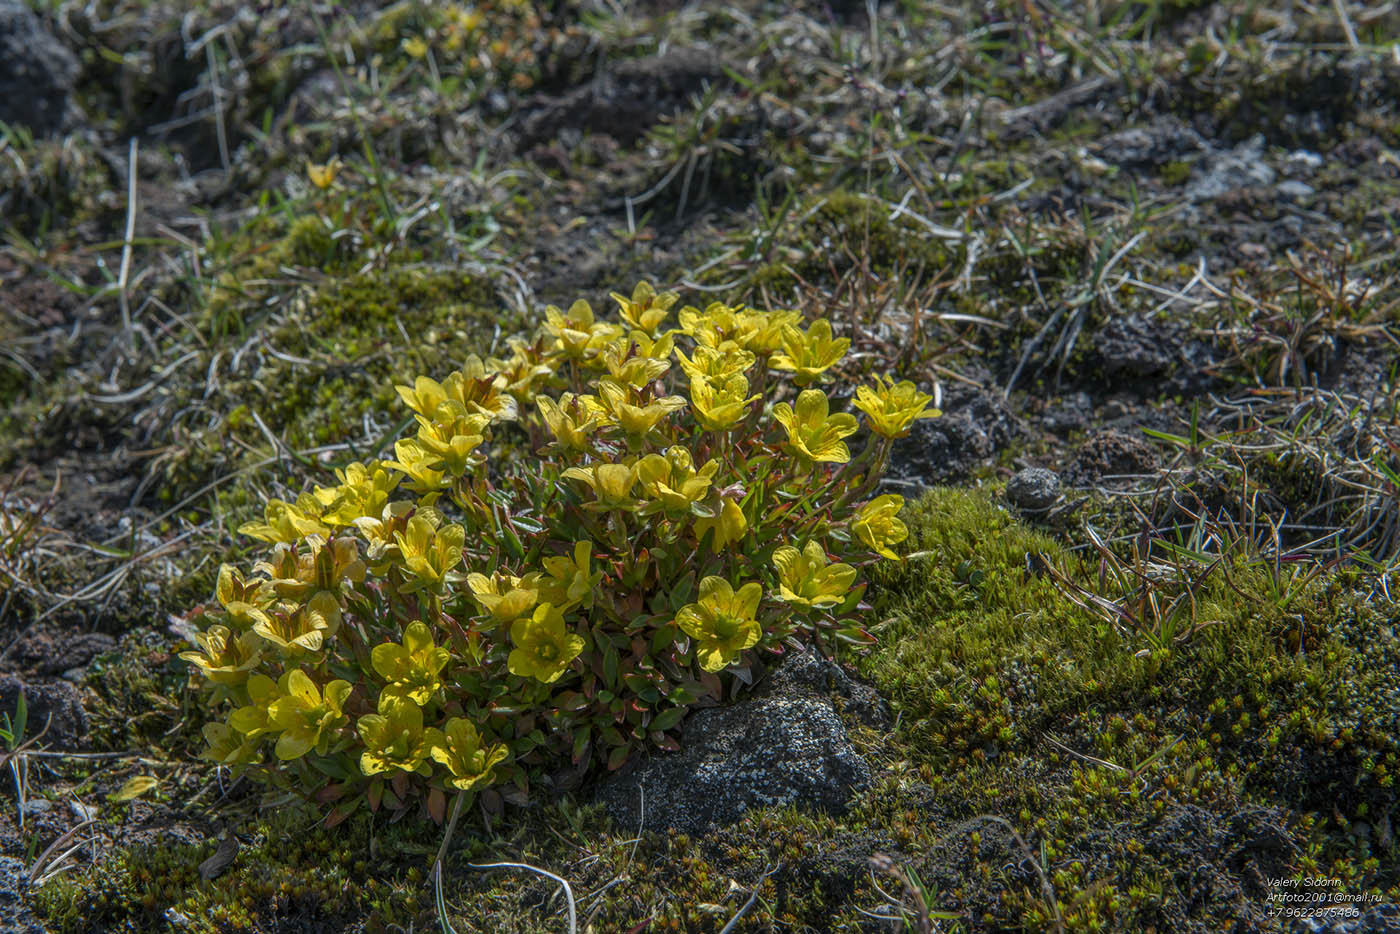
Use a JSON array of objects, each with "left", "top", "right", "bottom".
[{"left": 179, "top": 281, "right": 939, "bottom": 824}]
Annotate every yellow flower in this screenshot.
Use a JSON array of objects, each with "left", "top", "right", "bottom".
[
  {"left": 215, "top": 561, "right": 275, "bottom": 630},
  {"left": 401, "top": 36, "right": 429, "bottom": 60},
  {"left": 852, "top": 376, "right": 940, "bottom": 439},
  {"left": 371, "top": 621, "right": 451, "bottom": 705},
  {"left": 216, "top": 564, "right": 273, "bottom": 613},
  {"left": 252, "top": 591, "right": 342, "bottom": 657},
  {"left": 466, "top": 572, "right": 540, "bottom": 623},
  {"left": 610, "top": 280, "right": 678, "bottom": 335},
  {"left": 179, "top": 625, "right": 263, "bottom": 686},
  {"left": 267, "top": 669, "right": 351, "bottom": 760},
  {"left": 412, "top": 403, "right": 489, "bottom": 477},
  {"left": 306, "top": 157, "right": 341, "bottom": 190},
  {"left": 773, "top": 389, "right": 859, "bottom": 465},
  {"left": 675, "top": 345, "right": 755, "bottom": 383},
  {"left": 598, "top": 338, "right": 672, "bottom": 388},
  {"left": 508, "top": 604, "right": 585, "bottom": 683},
  {"left": 200, "top": 719, "right": 261, "bottom": 766},
  {"left": 396, "top": 375, "right": 452, "bottom": 421},
  {"left": 675, "top": 577, "right": 762, "bottom": 672},
  {"left": 636, "top": 447, "right": 719, "bottom": 514},
  {"left": 229, "top": 673, "right": 282, "bottom": 739},
  {"left": 561, "top": 461, "right": 640, "bottom": 510},
  {"left": 238, "top": 495, "right": 330, "bottom": 544},
  {"left": 628, "top": 330, "right": 676, "bottom": 363},
  {"left": 453, "top": 355, "right": 519, "bottom": 422},
  {"left": 357, "top": 694, "right": 434, "bottom": 776},
  {"left": 771, "top": 319, "right": 849, "bottom": 385},
  {"left": 430, "top": 718, "right": 509, "bottom": 792},
  {"left": 353, "top": 501, "right": 415, "bottom": 563},
  {"left": 393, "top": 514, "right": 466, "bottom": 591},
  {"left": 315, "top": 461, "right": 400, "bottom": 527},
  {"left": 693, "top": 496, "right": 747, "bottom": 552},
  {"left": 852, "top": 495, "right": 908, "bottom": 560},
  {"left": 735, "top": 309, "right": 802, "bottom": 354},
  {"left": 539, "top": 540, "right": 598, "bottom": 611},
  {"left": 449, "top": 5, "right": 483, "bottom": 33},
  {"left": 254, "top": 536, "right": 365, "bottom": 603},
  {"left": 385, "top": 439, "right": 447, "bottom": 496},
  {"left": 772, "top": 541, "right": 857, "bottom": 608},
  {"left": 677, "top": 302, "right": 744, "bottom": 351},
  {"left": 399, "top": 365, "right": 515, "bottom": 425},
  {"left": 495, "top": 338, "right": 554, "bottom": 402},
  {"left": 689, "top": 373, "right": 758, "bottom": 431},
  {"left": 543, "top": 299, "right": 620, "bottom": 359},
  {"left": 536, "top": 393, "right": 600, "bottom": 451},
  {"left": 597, "top": 379, "right": 686, "bottom": 443}
]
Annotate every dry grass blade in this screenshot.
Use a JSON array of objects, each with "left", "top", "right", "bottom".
[
  {"left": 26, "top": 816, "right": 99, "bottom": 887},
  {"left": 718, "top": 863, "right": 780, "bottom": 934}
]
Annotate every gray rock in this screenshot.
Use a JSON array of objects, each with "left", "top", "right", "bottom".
[
  {"left": 1185, "top": 135, "right": 1276, "bottom": 202},
  {"left": 1095, "top": 116, "right": 1206, "bottom": 168},
  {"left": 20, "top": 799, "right": 51, "bottom": 820},
  {"left": 1277, "top": 180, "right": 1316, "bottom": 203},
  {"left": 0, "top": 2, "right": 78, "bottom": 136},
  {"left": 0, "top": 675, "right": 89, "bottom": 748},
  {"left": 1291, "top": 904, "right": 1400, "bottom": 934},
  {"left": 0, "top": 856, "right": 50, "bottom": 934},
  {"left": 1041, "top": 392, "right": 1093, "bottom": 436},
  {"left": 595, "top": 648, "right": 886, "bottom": 835},
  {"left": 1284, "top": 149, "right": 1324, "bottom": 177},
  {"left": 1006, "top": 468, "right": 1060, "bottom": 511}
]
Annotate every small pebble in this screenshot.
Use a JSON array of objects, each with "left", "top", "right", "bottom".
[
  {"left": 21, "top": 799, "right": 51, "bottom": 819},
  {"left": 1006, "top": 468, "right": 1061, "bottom": 511}
]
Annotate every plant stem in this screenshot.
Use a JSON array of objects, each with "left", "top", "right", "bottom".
[{"left": 432, "top": 788, "right": 469, "bottom": 868}]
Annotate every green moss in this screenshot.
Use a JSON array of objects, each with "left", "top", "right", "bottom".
[
  {"left": 83, "top": 633, "right": 197, "bottom": 753},
  {"left": 36, "top": 808, "right": 430, "bottom": 934},
  {"left": 1160, "top": 160, "right": 1192, "bottom": 186},
  {"left": 861, "top": 488, "right": 1149, "bottom": 762},
  {"left": 793, "top": 190, "right": 954, "bottom": 284},
  {"left": 157, "top": 262, "right": 517, "bottom": 505}
]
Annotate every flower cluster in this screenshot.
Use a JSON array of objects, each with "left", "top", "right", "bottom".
[{"left": 179, "top": 281, "right": 938, "bottom": 823}]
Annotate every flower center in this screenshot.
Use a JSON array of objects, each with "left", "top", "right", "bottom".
[{"left": 711, "top": 613, "right": 741, "bottom": 642}]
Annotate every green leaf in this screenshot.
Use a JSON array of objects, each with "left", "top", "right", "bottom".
[
  {"left": 669, "top": 572, "right": 695, "bottom": 610},
  {"left": 307, "top": 755, "right": 352, "bottom": 780},
  {"left": 11, "top": 690, "right": 26, "bottom": 751},
  {"left": 602, "top": 641, "right": 620, "bottom": 688},
  {"left": 606, "top": 745, "right": 630, "bottom": 771},
  {"left": 571, "top": 729, "right": 591, "bottom": 764},
  {"left": 651, "top": 707, "right": 686, "bottom": 731},
  {"left": 650, "top": 624, "right": 677, "bottom": 655},
  {"left": 109, "top": 775, "right": 159, "bottom": 802}
]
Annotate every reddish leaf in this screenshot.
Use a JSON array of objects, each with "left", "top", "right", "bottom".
[
  {"left": 426, "top": 787, "right": 447, "bottom": 825},
  {"left": 571, "top": 730, "right": 591, "bottom": 764},
  {"left": 315, "top": 783, "right": 346, "bottom": 804},
  {"left": 606, "top": 745, "right": 630, "bottom": 771}
]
